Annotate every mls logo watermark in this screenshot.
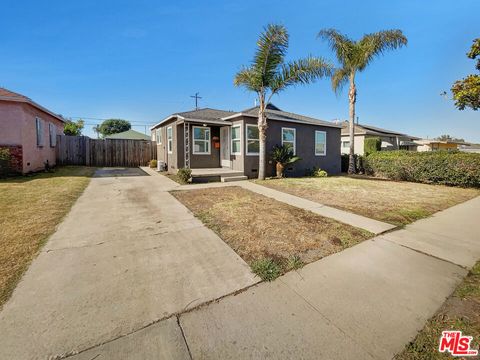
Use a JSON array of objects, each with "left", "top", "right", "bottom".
[{"left": 438, "top": 331, "right": 478, "bottom": 357}]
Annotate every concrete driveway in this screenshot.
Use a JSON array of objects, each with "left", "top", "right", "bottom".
[{"left": 0, "top": 168, "right": 257, "bottom": 359}]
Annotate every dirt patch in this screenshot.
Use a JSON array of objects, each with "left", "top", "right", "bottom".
[
  {"left": 395, "top": 262, "right": 480, "bottom": 359},
  {"left": 256, "top": 176, "right": 479, "bottom": 226},
  {"left": 171, "top": 186, "right": 372, "bottom": 276}
]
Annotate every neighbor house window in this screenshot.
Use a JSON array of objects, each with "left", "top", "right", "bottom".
[
  {"left": 342, "top": 141, "right": 350, "bottom": 148},
  {"left": 282, "top": 128, "right": 296, "bottom": 154},
  {"left": 36, "top": 117, "right": 44, "bottom": 147},
  {"left": 156, "top": 129, "right": 162, "bottom": 144},
  {"left": 167, "top": 126, "right": 173, "bottom": 153},
  {"left": 246, "top": 124, "right": 259, "bottom": 155},
  {"left": 49, "top": 123, "right": 57, "bottom": 147},
  {"left": 193, "top": 126, "right": 210, "bottom": 155},
  {"left": 315, "top": 131, "right": 327, "bottom": 156},
  {"left": 231, "top": 125, "right": 241, "bottom": 155}
]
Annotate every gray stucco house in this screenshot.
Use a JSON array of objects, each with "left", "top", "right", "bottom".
[{"left": 151, "top": 104, "right": 342, "bottom": 179}]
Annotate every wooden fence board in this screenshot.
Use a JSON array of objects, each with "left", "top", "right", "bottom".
[{"left": 56, "top": 135, "right": 156, "bottom": 167}]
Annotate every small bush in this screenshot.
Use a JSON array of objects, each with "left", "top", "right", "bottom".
[
  {"left": 251, "top": 258, "right": 282, "bottom": 281},
  {"left": 286, "top": 255, "right": 304, "bottom": 271},
  {"left": 149, "top": 159, "right": 157, "bottom": 168},
  {"left": 305, "top": 166, "right": 328, "bottom": 177},
  {"left": 177, "top": 167, "right": 192, "bottom": 184},
  {"left": 341, "top": 154, "right": 365, "bottom": 173},
  {"left": 365, "top": 150, "right": 480, "bottom": 187},
  {"left": 364, "top": 137, "right": 381, "bottom": 156}
]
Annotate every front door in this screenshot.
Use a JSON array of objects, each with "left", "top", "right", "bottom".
[{"left": 220, "top": 126, "right": 231, "bottom": 168}]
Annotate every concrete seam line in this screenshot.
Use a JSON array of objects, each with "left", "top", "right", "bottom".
[
  {"left": 59, "top": 281, "right": 261, "bottom": 359},
  {"left": 177, "top": 315, "right": 193, "bottom": 360},
  {"left": 278, "top": 278, "right": 379, "bottom": 360},
  {"left": 378, "top": 237, "right": 470, "bottom": 270}
]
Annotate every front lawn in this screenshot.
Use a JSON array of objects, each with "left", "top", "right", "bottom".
[
  {"left": 395, "top": 261, "right": 480, "bottom": 359},
  {"left": 0, "top": 166, "right": 95, "bottom": 308},
  {"left": 255, "top": 177, "right": 479, "bottom": 226},
  {"left": 171, "top": 186, "right": 372, "bottom": 280}
]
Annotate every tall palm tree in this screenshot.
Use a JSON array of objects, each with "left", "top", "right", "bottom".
[
  {"left": 234, "top": 24, "right": 333, "bottom": 180},
  {"left": 318, "top": 29, "right": 407, "bottom": 174}
]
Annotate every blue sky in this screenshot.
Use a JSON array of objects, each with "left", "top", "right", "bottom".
[{"left": 1, "top": 0, "right": 479, "bottom": 141}]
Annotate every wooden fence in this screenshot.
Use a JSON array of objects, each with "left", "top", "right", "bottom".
[{"left": 56, "top": 135, "right": 156, "bottom": 167}]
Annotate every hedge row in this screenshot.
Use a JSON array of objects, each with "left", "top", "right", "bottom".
[{"left": 364, "top": 150, "right": 480, "bottom": 188}]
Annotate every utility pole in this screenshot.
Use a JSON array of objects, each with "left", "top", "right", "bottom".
[{"left": 190, "top": 92, "right": 202, "bottom": 110}]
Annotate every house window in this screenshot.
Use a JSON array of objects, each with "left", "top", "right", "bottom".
[
  {"left": 246, "top": 124, "right": 259, "bottom": 155},
  {"left": 36, "top": 117, "right": 44, "bottom": 147},
  {"left": 231, "top": 125, "right": 241, "bottom": 155},
  {"left": 49, "top": 123, "right": 57, "bottom": 147},
  {"left": 156, "top": 129, "right": 162, "bottom": 144},
  {"left": 281, "top": 128, "right": 296, "bottom": 154},
  {"left": 315, "top": 131, "right": 327, "bottom": 156},
  {"left": 193, "top": 126, "right": 210, "bottom": 155},
  {"left": 342, "top": 141, "right": 350, "bottom": 148},
  {"left": 167, "top": 126, "right": 173, "bottom": 153}
]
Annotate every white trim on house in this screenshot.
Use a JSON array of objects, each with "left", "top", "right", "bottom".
[
  {"left": 281, "top": 127, "right": 296, "bottom": 155},
  {"left": 245, "top": 124, "right": 259, "bottom": 156},
  {"left": 192, "top": 126, "right": 211, "bottom": 155},
  {"left": 231, "top": 125, "right": 241, "bottom": 155},
  {"left": 315, "top": 130, "right": 327, "bottom": 156},
  {"left": 167, "top": 126, "right": 173, "bottom": 154}
]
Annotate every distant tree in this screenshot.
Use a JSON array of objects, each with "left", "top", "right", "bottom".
[
  {"left": 98, "top": 119, "right": 131, "bottom": 137},
  {"left": 435, "top": 134, "right": 465, "bottom": 142},
  {"left": 234, "top": 24, "right": 332, "bottom": 180},
  {"left": 451, "top": 38, "right": 480, "bottom": 111},
  {"left": 318, "top": 29, "right": 407, "bottom": 174},
  {"left": 63, "top": 119, "right": 84, "bottom": 136}
]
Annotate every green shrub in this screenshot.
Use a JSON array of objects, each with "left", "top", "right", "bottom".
[
  {"left": 341, "top": 154, "right": 365, "bottom": 173},
  {"left": 251, "top": 258, "right": 282, "bottom": 281},
  {"left": 364, "top": 137, "right": 381, "bottom": 156},
  {"left": 177, "top": 167, "right": 192, "bottom": 184},
  {"left": 305, "top": 166, "right": 328, "bottom": 177},
  {"left": 149, "top": 159, "right": 157, "bottom": 168},
  {"left": 365, "top": 150, "right": 480, "bottom": 187}
]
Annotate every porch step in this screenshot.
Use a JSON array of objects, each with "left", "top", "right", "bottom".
[{"left": 221, "top": 175, "right": 248, "bottom": 182}]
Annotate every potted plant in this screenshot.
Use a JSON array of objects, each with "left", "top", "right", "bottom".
[{"left": 271, "top": 144, "right": 301, "bottom": 178}]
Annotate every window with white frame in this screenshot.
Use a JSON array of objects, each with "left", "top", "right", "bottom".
[
  {"left": 282, "top": 128, "right": 296, "bottom": 154},
  {"left": 35, "top": 117, "right": 44, "bottom": 147},
  {"left": 167, "top": 126, "right": 173, "bottom": 153},
  {"left": 49, "top": 123, "right": 57, "bottom": 147},
  {"left": 315, "top": 131, "right": 327, "bottom": 156},
  {"left": 193, "top": 126, "right": 210, "bottom": 154},
  {"left": 342, "top": 140, "right": 350, "bottom": 148},
  {"left": 231, "top": 125, "right": 241, "bottom": 155},
  {"left": 156, "top": 128, "right": 162, "bottom": 144},
  {"left": 246, "top": 124, "right": 259, "bottom": 155}
]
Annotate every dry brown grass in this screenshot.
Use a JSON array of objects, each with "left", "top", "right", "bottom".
[
  {"left": 0, "top": 166, "right": 94, "bottom": 308},
  {"left": 256, "top": 176, "right": 480, "bottom": 226},
  {"left": 172, "top": 186, "right": 371, "bottom": 272}
]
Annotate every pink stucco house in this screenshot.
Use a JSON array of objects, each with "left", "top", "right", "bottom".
[{"left": 0, "top": 88, "right": 65, "bottom": 174}]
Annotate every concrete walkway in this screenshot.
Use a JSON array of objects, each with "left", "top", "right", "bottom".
[
  {"left": 178, "top": 196, "right": 480, "bottom": 359},
  {"left": 180, "top": 180, "right": 396, "bottom": 234},
  {"left": 0, "top": 168, "right": 257, "bottom": 360}
]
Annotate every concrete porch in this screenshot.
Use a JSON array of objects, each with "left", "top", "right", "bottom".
[{"left": 190, "top": 168, "right": 247, "bottom": 182}]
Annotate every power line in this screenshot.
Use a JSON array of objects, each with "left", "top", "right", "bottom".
[{"left": 190, "top": 92, "right": 202, "bottom": 110}]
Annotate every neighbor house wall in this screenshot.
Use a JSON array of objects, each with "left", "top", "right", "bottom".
[
  {"left": 0, "top": 101, "right": 64, "bottom": 173},
  {"left": 340, "top": 135, "right": 365, "bottom": 155},
  {"left": 242, "top": 116, "right": 341, "bottom": 178}
]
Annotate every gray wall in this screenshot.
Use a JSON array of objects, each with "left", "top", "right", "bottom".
[
  {"left": 189, "top": 125, "right": 220, "bottom": 168},
  {"left": 242, "top": 117, "right": 341, "bottom": 178}
]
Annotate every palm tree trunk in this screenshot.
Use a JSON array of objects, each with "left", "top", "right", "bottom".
[
  {"left": 258, "top": 95, "right": 267, "bottom": 180},
  {"left": 348, "top": 73, "right": 356, "bottom": 174}
]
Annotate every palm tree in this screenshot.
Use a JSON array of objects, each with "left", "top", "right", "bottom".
[
  {"left": 234, "top": 24, "right": 333, "bottom": 180},
  {"left": 271, "top": 144, "right": 301, "bottom": 178},
  {"left": 317, "top": 29, "right": 407, "bottom": 174}
]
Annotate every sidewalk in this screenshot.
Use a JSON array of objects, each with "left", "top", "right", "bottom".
[
  {"left": 70, "top": 193, "right": 479, "bottom": 360},
  {"left": 177, "top": 196, "right": 480, "bottom": 359},
  {"left": 180, "top": 179, "right": 396, "bottom": 234}
]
